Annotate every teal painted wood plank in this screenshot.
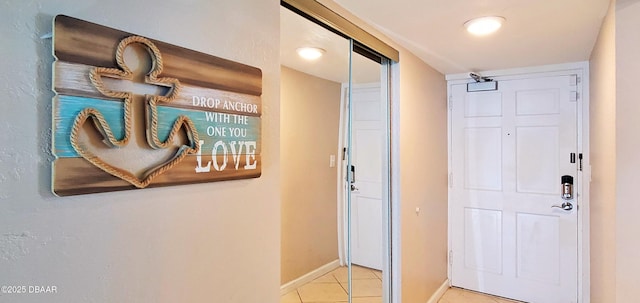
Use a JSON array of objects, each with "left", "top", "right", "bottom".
[
  {"left": 156, "top": 107, "right": 261, "bottom": 153},
  {"left": 54, "top": 96, "right": 261, "bottom": 158},
  {"left": 54, "top": 96, "right": 125, "bottom": 158}
]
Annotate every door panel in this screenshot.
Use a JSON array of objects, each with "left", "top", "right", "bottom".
[
  {"left": 352, "top": 196, "right": 383, "bottom": 269},
  {"left": 516, "top": 126, "right": 559, "bottom": 194},
  {"left": 355, "top": 129, "right": 382, "bottom": 183},
  {"left": 464, "top": 207, "right": 503, "bottom": 274},
  {"left": 465, "top": 92, "right": 502, "bottom": 117},
  {"left": 465, "top": 127, "right": 502, "bottom": 190},
  {"left": 350, "top": 83, "right": 383, "bottom": 271},
  {"left": 451, "top": 75, "right": 578, "bottom": 303},
  {"left": 516, "top": 213, "right": 560, "bottom": 283},
  {"left": 516, "top": 89, "right": 560, "bottom": 115}
]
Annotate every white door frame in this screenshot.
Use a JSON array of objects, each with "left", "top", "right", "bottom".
[{"left": 446, "top": 61, "right": 591, "bottom": 303}]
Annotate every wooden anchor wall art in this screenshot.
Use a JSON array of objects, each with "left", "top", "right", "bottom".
[{"left": 52, "top": 15, "right": 262, "bottom": 196}]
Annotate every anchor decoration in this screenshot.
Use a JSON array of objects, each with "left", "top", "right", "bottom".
[
  {"left": 70, "top": 35, "right": 200, "bottom": 189},
  {"left": 52, "top": 15, "right": 263, "bottom": 196}
]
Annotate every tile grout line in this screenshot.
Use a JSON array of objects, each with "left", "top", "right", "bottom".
[
  {"left": 295, "top": 289, "right": 302, "bottom": 303},
  {"left": 282, "top": 266, "right": 384, "bottom": 303}
]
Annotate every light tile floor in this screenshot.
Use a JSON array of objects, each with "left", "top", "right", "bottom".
[
  {"left": 281, "top": 265, "right": 382, "bottom": 303},
  {"left": 282, "top": 268, "right": 523, "bottom": 303},
  {"left": 438, "top": 287, "right": 523, "bottom": 303}
]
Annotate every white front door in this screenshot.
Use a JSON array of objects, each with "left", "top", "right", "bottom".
[
  {"left": 450, "top": 75, "right": 579, "bottom": 303},
  {"left": 349, "top": 83, "right": 384, "bottom": 270}
]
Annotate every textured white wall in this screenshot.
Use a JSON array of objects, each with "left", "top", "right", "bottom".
[
  {"left": 0, "top": 1, "right": 280, "bottom": 302},
  {"left": 616, "top": 1, "right": 640, "bottom": 302},
  {"left": 588, "top": 0, "right": 616, "bottom": 301}
]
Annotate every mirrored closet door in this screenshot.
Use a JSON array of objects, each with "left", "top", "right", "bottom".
[
  {"left": 280, "top": 2, "right": 394, "bottom": 303},
  {"left": 344, "top": 43, "right": 390, "bottom": 302}
]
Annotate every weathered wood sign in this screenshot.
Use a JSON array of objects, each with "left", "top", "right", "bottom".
[{"left": 52, "top": 15, "right": 262, "bottom": 196}]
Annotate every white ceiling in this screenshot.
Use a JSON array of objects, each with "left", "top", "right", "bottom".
[{"left": 333, "top": 0, "right": 611, "bottom": 75}]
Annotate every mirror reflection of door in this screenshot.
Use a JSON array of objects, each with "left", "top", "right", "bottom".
[
  {"left": 344, "top": 47, "right": 388, "bottom": 301},
  {"left": 280, "top": 5, "right": 390, "bottom": 303}
]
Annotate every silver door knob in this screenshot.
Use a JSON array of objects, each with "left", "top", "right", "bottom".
[
  {"left": 350, "top": 184, "right": 359, "bottom": 192},
  {"left": 552, "top": 202, "right": 573, "bottom": 211}
]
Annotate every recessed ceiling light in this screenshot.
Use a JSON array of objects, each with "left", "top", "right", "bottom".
[
  {"left": 464, "top": 16, "right": 505, "bottom": 36},
  {"left": 296, "top": 47, "right": 325, "bottom": 60}
]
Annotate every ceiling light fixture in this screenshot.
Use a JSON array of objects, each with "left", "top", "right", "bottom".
[
  {"left": 464, "top": 16, "right": 505, "bottom": 36},
  {"left": 296, "top": 47, "right": 325, "bottom": 60}
]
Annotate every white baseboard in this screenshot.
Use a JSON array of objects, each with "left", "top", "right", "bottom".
[
  {"left": 280, "top": 259, "right": 341, "bottom": 295},
  {"left": 426, "top": 279, "right": 450, "bottom": 303}
]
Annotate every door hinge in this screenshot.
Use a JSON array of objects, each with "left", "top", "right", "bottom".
[
  {"left": 448, "top": 96, "right": 453, "bottom": 110},
  {"left": 570, "top": 74, "right": 580, "bottom": 86},
  {"left": 570, "top": 91, "right": 579, "bottom": 102},
  {"left": 449, "top": 250, "right": 453, "bottom": 266}
]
